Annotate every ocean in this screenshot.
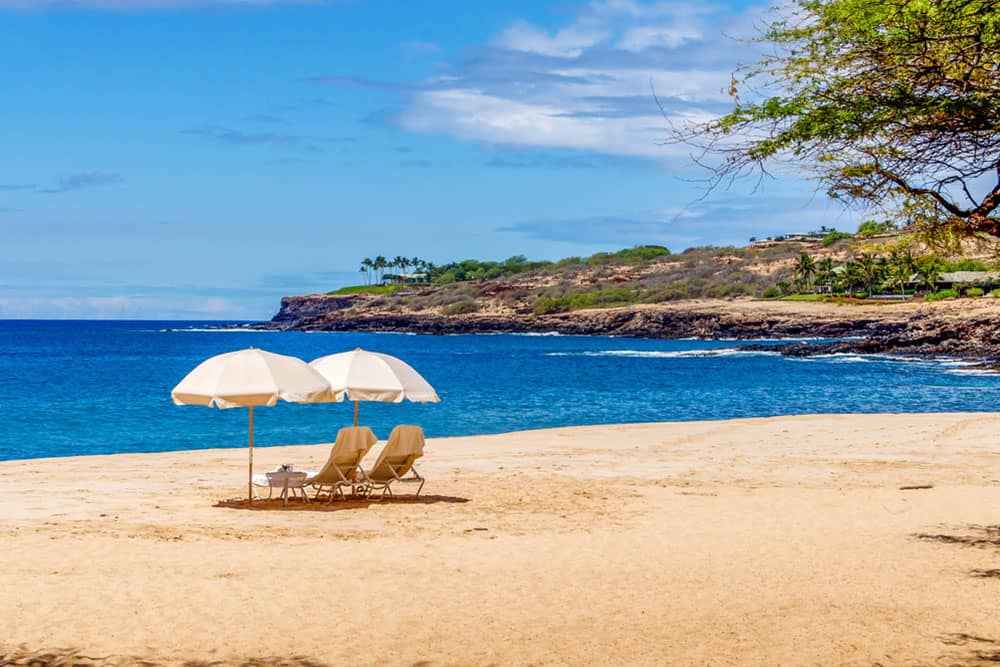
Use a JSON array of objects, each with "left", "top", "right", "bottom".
[{"left": 1, "top": 319, "right": 997, "bottom": 461}]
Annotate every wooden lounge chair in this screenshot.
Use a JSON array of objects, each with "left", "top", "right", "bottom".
[
  {"left": 306, "top": 426, "right": 377, "bottom": 502},
  {"left": 360, "top": 425, "right": 426, "bottom": 500}
]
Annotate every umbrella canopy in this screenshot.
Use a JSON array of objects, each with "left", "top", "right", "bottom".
[
  {"left": 310, "top": 348, "right": 440, "bottom": 425},
  {"left": 172, "top": 347, "right": 338, "bottom": 409},
  {"left": 171, "top": 347, "right": 340, "bottom": 501}
]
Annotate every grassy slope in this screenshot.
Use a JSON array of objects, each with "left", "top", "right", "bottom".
[{"left": 323, "top": 234, "right": 998, "bottom": 317}]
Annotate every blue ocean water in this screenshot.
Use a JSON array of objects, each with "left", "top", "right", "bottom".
[{"left": 0, "top": 319, "right": 997, "bottom": 461}]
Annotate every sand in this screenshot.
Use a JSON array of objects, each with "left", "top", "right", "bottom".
[{"left": 1, "top": 413, "right": 999, "bottom": 666}]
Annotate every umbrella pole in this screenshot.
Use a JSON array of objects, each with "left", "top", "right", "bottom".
[
  {"left": 353, "top": 400, "right": 359, "bottom": 427},
  {"left": 248, "top": 406, "right": 254, "bottom": 503}
]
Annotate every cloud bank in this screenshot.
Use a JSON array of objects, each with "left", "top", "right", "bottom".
[{"left": 311, "top": 1, "right": 763, "bottom": 160}]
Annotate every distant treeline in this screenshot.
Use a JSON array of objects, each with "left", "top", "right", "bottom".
[{"left": 353, "top": 245, "right": 672, "bottom": 287}]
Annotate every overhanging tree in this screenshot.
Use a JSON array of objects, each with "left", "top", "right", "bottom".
[{"left": 681, "top": 0, "right": 1000, "bottom": 238}]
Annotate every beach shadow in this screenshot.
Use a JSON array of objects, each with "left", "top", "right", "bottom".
[
  {"left": 971, "top": 569, "right": 1000, "bottom": 579},
  {"left": 213, "top": 494, "right": 469, "bottom": 512},
  {"left": 914, "top": 524, "right": 1000, "bottom": 584},
  {"left": 939, "top": 633, "right": 1000, "bottom": 664},
  {"left": 0, "top": 647, "right": 331, "bottom": 666},
  {"left": 913, "top": 524, "right": 1000, "bottom": 549}
]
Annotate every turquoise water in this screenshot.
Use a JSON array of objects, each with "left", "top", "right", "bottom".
[{"left": 1, "top": 320, "right": 997, "bottom": 461}]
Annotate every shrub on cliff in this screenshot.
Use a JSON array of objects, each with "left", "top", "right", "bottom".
[
  {"left": 821, "top": 231, "right": 853, "bottom": 246},
  {"left": 586, "top": 245, "right": 671, "bottom": 265},
  {"left": 442, "top": 299, "right": 479, "bottom": 315},
  {"left": 925, "top": 289, "right": 959, "bottom": 301}
]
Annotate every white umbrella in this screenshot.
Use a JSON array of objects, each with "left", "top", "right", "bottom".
[
  {"left": 171, "top": 347, "right": 341, "bottom": 501},
  {"left": 310, "top": 348, "right": 440, "bottom": 426}
]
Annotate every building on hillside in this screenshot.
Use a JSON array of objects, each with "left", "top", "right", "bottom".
[
  {"left": 382, "top": 272, "right": 429, "bottom": 285},
  {"left": 784, "top": 232, "right": 825, "bottom": 242},
  {"left": 935, "top": 271, "right": 1000, "bottom": 291},
  {"left": 749, "top": 232, "right": 825, "bottom": 248}
]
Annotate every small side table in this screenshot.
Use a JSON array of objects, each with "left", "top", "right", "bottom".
[{"left": 265, "top": 471, "right": 309, "bottom": 507}]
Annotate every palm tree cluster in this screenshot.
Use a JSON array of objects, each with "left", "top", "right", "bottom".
[
  {"left": 358, "top": 256, "right": 434, "bottom": 285},
  {"left": 788, "top": 250, "right": 942, "bottom": 297}
]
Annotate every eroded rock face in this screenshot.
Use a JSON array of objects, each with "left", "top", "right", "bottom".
[
  {"left": 271, "top": 294, "right": 360, "bottom": 327},
  {"left": 267, "top": 293, "right": 1000, "bottom": 365}
]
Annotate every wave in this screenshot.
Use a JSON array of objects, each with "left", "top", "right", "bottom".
[
  {"left": 946, "top": 367, "right": 998, "bottom": 376},
  {"left": 161, "top": 327, "right": 265, "bottom": 333},
  {"left": 545, "top": 348, "right": 780, "bottom": 359},
  {"left": 675, "top": 336, "right": 864, "bottom": 342}
]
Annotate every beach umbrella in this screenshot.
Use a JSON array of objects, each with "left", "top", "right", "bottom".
[
  {"left": 171, "top": 347, "right": 341, "bottom": 501},
  {"left": 309, "top": 348, "right": 440, "bottom": 426}
]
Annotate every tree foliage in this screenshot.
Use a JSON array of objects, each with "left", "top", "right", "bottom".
[{"left": 683, "top": 0, "right": 1000, "bottom": 238}]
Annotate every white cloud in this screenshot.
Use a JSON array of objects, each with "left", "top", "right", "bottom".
[
  {"left": 618, "top": 23, "right": 702, "bottom": 51},
  {"left": 393, "top": 1, "right": 760, "bottom": 160},
  {"left": 496, "top": 20, "right": 609, "bottom": 58},
  {"left": 403, "top": 88, "right": 711, "bottom": 159}
]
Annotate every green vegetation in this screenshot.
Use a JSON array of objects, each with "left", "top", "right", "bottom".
[
  {"left": 533, "top": 287, "right": 640, "bottom": 314},
  {"left": 769, "top": 247, "right": 1000, "bottom": 300},
  {"left": 821, "top": 230, "right": 853, "bottom": 246},
  {"left": 780, "top": 293, "right": 828, "bottom": 302},
  {"left": 441, "top": 299, "right": 479, "bottom": 315},
  {"left": 856, "top": 221, "right": 895, "bottom": 237},
  {"left": 325, "top": 238, "right": 1000, "bottom": 318},
  {"left": 925, "top": 289, "right": 959, "bottom": 301},
  {"left": 350, "top": 246, "right": 671, "bottom": 290},
  {"left": 428, "top": 246, "right": 670, "bottom": 284},
  {"left": 940, "top": 258, "right": 990, "bottom": 272},
  {"left": 683, "top": 0, "right": 1000, "bottom": 239},
  {"left": 327, "top": 284, "right": 402, "bottom": 296}
]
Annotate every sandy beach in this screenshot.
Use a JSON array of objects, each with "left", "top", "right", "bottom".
[{"left": 2, "top": 413, "right": 999, "bottom": 666}]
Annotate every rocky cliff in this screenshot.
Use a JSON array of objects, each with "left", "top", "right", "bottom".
[{"left": 268, "top": 294, "right": 1000, "bottom": 364}]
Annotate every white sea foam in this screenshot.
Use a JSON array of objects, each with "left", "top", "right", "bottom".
[
  {"left": 946, "top": 367, "right": 998, "bottom": 376},
  {"left": 161, "top": 327, "right": 264, "bottom": 333},
  {"left": 545, "top": 348, "right": 781, "bottom": 359}
]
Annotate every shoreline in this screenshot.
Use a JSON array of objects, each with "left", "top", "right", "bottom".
[
  {"left": 6, "top": 403, "right": 1000, "bottom": 464},
  {"left": 265, "top": 297, "right": 1000, "bottom": 363},
  {"left": 4, "top": 413, "right": 1000, "bottom": 665}
]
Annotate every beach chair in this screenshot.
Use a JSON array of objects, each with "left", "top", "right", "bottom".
[
  {"left": 306, "top": 426, "right": 377, "bottom": 502},
  {"left": 359, "top": 425, "right": 426, "bottom": 500}
]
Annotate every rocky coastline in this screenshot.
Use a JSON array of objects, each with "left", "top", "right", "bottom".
[{"left": 265, "top": 294, "right": 1000, "bottom": 367}]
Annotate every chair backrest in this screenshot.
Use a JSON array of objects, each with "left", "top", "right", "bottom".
[
  {"left": 310, "top": 426, "right": 377, "bottom": 484},
  {"left": 367, "top": 425, "right": 424, "bottom": 482}
]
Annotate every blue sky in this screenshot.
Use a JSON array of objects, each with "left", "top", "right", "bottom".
[{"left": 0, "top": 0, "right": 861, "bottom": 319}]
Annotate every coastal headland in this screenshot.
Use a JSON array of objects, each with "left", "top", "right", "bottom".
[
  {"left": 269, "top": 295, "right": 1000, "bottom": 362},
  {"left": 3, "top": 414, "right": 999, "bottom": 665}
]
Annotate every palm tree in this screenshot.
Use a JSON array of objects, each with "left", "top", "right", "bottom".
[
  {"left": 373, "top": 256, "right": 387, "bottom": 284},
  {"left": 889, "top": 250, "right": 916, "bottom": 296},
  {"left": 915, "top": 260, "right": 942, "bottom": 293},
  {"left": 856, "top": 252, "right": 878, "bottom": 296},
  {"left": 393, "top": 255, "right": 409, "bottom": 283},
  {"left": 360, "top": 257, "right": 374, "bottom": 285},
  {"left": 841, "top": 260, "right": 864, "bottom": 297},
  {"left": 793, "top": 253, "right": 816, "bottom": 293},
  {"left": 816, "top": 257, "right": 835, "bottom": 292}
]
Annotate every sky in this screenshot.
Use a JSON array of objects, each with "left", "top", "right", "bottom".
[{"left": 0, "top": 0, "right": 863, "bottom": 320}]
